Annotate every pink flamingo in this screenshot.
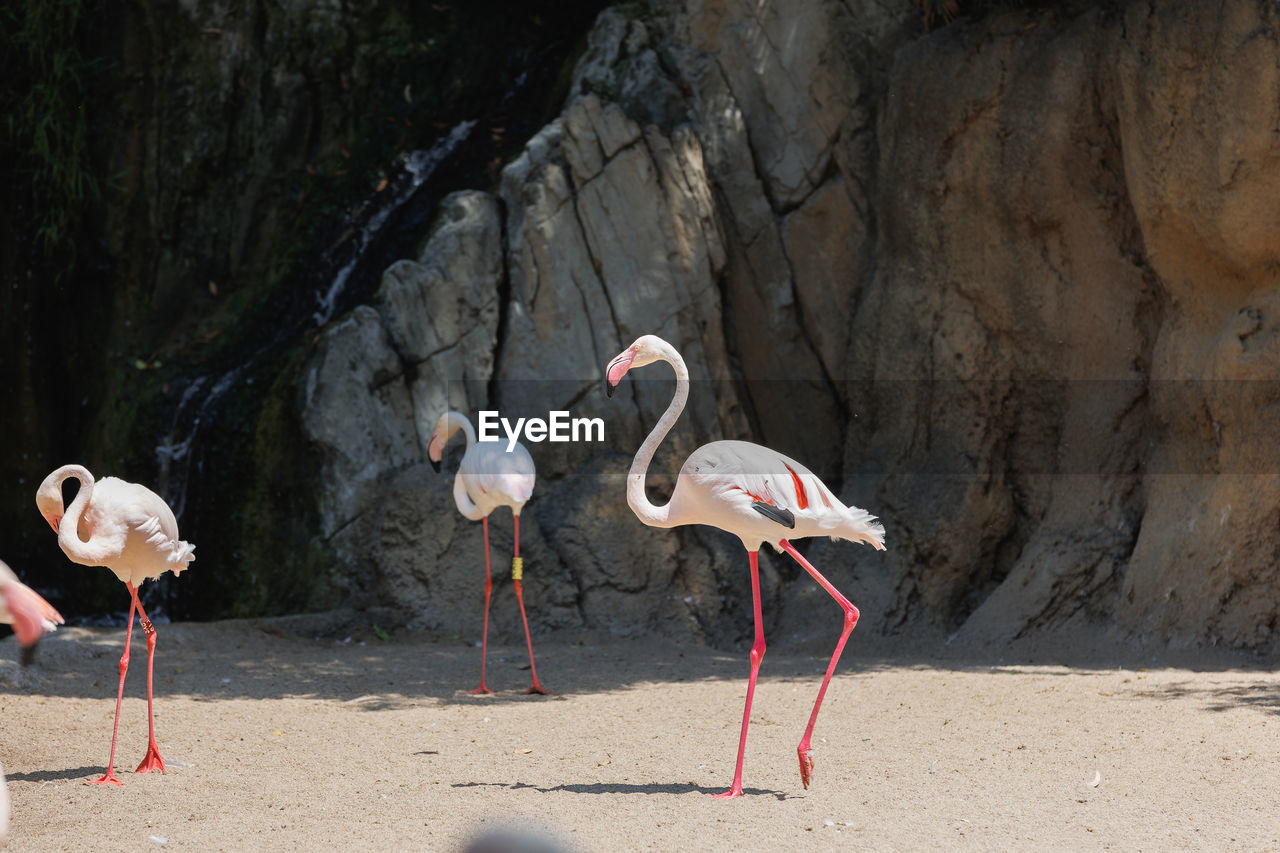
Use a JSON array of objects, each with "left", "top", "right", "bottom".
[
  {"left": 605, "top": 335, "right": 885, "bottom": 798},
  {"left": 0, "top": 558, "right": 65, "bottom": 666},
  {"left": 429, "top": 412, "right": 550, "bottom": 695},
  {"left": 35, "top": 464, "right": 195, "bottom": 786}
]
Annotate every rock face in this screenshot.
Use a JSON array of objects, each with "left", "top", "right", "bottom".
[
  {"left": 299, "top": 0, "right": 1280, "bottom": 652},
  {"left": 11, "top": 0, "right": 1267, "bottom": 648},
  {"left": 1, "top": 0, "right": 621, "bottom": 620},
  {"left": 860, "top": 0, "right": 1280, "bottom": 650},
  {"left": 301, "top": 114, "right": 769, "bottom": 644}
]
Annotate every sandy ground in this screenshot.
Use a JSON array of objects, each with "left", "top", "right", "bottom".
[{"left": 1, "top": 614, "right": 1279, "bottom": 852}]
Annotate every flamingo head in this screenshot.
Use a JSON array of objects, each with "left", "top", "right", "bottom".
[
  {"left": 605, "top": 335, "right": 667, "bottom": 397},
  {"left": 34, "top": 479, "right": 65, "bottom": 535},
  {"left": 428, "top": 412, "right": 455, "bottom": 472}
]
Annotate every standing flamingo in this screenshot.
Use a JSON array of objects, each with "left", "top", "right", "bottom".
[
  {"left": 605, "top": 334, "right": 885, "bottom": 798},
  {"left": 35, "top": 464, "right": 195, "bottom": 786},
  {"left": 0, "top": 559, "right": 64, "bottom": 666},
  {"left": 429, "top": 411, "right": 550, "bottom": 695}
]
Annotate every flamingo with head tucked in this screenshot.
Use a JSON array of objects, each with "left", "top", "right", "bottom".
[
  {"left": 0, "top": 558, "right": 64, "bottom": 666},
  {"left": 429, "top": 411, "right": 550, "bottom": 695},
  {"left": 605, "top": 334, "right": 885, "bottom": 798},
  {"left": 36, "top": 464, "right": 195, "bottom": 786}
]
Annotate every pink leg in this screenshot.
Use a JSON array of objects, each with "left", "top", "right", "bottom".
[
  {"left": 713, "top": 550, "right": 765, "bottom": 799},
  {"left": 88, "top": 589, "right": 137, "bottom": 785},
  {"left": 131, "top": 588, "right": 165, "bottom": 774},
  {"left": 779, "top": 539, "right": 859, "bottom": 789},
  {"left": 511, "top": 514, "right": 551, "bottom": 695},
  {"left": 468, "top": 516, "right": 494, "bottom": 695}
]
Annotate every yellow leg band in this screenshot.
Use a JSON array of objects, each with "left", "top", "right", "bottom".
[{"left": 512, "top": 556, "right": 524, "bottom": 581}]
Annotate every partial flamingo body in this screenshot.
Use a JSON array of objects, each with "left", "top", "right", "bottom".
[
  {"left": 36, "top": 464, "right": 194, "bottom": 785},
  {"left": 606, "top": 334, "right": 885, "bottom": 797},
  {"left": 0, "top": 559, "right": 64, "bottom": 666},
  {"left": 429, "top": 412, "right": 549, "bottom": 695}
]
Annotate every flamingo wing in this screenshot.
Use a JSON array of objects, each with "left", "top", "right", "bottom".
[
  {"left": 686, "top": 440, "right": 828, "bottom": 512},
  {"left": 683, "top": 441, "right": 885, "bottom": 548},
  {"left": 461, "top": 441, "right": 536, "bottom": 505},
  {"left": 94, "top": 479, "right": 195, "bottom": 572},
  {"left": 751, "top": 502, "right": 796, "bottom": 529}
]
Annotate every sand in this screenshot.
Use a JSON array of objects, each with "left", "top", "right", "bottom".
[{"left": 1, "top": 614, "right": 1278, "bottom": 851}]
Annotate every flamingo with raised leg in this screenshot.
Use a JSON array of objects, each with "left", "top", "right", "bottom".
[
  {"left": 36, "top": 464, "right": 195, "bottom": 786},
  {"left": 429, "top": 411, "right": 550, "bottom": 695},
  {"left": 605, "top": 334, "right": 885, "bottom": 798},
  {"left": 0, "top": 558, "right": 64, "bottom": 666}
]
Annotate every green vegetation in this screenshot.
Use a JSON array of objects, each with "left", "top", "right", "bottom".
[
  {"left": 914, "top": 0, "right": 1058, "bottom": 28},
  {"left": 1, "top": 0, "right": 97, "bottom": 274},
  {"left": 0, "top": 0, "right": 607, "bottom": 621}
]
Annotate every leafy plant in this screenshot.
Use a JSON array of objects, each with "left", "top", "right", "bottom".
[
  {"left": 915, "top": 0, "right": 961, "bottom": 28},
  {"left": 1, "top": 0, "right": 97, "bottom": 273},
  {"left": 913, "top": 0, "right": 1055, "bottom": 28}
]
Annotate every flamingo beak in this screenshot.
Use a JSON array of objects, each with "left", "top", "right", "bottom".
[
  {"left": 605, "top": 349, "right": 636, "bottom": 399},
  {"left": 47, "top": 515, "right": 61, "bottom": 534},
  {"left": 20, "top": 643, "right": 36, "bottom": 667},
  {"left": 428, "top": 432, "right": 442, "bottom": 472}
]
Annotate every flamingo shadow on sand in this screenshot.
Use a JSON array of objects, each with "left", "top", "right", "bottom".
[
  {"left": 450, "top": 780, "right": 792, "bottom": 799},
  {"left": 3, "top": 766, "right": 115, "bottom": 784}
]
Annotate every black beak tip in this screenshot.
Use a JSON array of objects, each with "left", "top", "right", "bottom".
[
  {"left": 430, "top": 458, "right": 441, "bottom": 473},
  {"left": 20, "top": 643, "right": 36, "bottom": 667},
  {"left": 605, "top": 379, "right": 615, "bottom": 399}
]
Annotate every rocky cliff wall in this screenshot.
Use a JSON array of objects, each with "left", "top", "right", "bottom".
[
  {"left": 299, "top": 0, "right": 1280, "bottom": 651},
  {"left": 7, "top": 0, "right": 1277, "bottom": 652}
]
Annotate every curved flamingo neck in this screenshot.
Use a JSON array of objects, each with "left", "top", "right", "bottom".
[
  {"left": 445, "top": 412, "right": 477, "bottom": 449},
  {"left": 452, "top": 472, "right": 485, "bottom": 521},
  {"left": 440, "top": 412, "right": 484, "bottom": 520},
  {"left": 627, "top": 341, "right": 688, "bottom": 528},
  {"left": 55, "top": 466, "right": 116, "bottom": 566}
]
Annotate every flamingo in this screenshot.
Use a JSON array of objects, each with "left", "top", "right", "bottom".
[
  {"left": 35, "top": 464, "right": 195, "bottom": 786},
  {"left": 428, "top": 411, "right": 550, "bottom": 695},
  {"left": 605, "top": 334, "right": 885, "bottom": 798},
  {"left": 0, "top": 558, "right": 64, "bottom": 666}
]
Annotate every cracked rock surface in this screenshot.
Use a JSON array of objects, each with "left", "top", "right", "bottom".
[{"left": 301, "top": 0, "right": 1280, "bottom": 652}]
